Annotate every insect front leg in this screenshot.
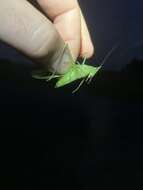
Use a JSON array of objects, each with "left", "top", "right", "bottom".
[
  {"left": 82, "top": 57, "right": 87, "bottom": 65},
  {"left": 76, "top": 57, "right": 87, "bottom": 65},
  {"left": 76, "top": 61, "right": 81, "bottom": 65}
]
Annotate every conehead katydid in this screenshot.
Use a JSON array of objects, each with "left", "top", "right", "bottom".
[{"left": 32, "top": 44, "right": 118, "bottom": 93}]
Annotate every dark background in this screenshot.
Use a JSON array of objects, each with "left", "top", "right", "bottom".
[{"left": 0, "top": 0, "right": 143, "bottom": 189}]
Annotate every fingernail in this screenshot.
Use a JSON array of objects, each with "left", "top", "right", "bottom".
[{"left": 49, "top": 43, "right": 74, "bottom": 74}]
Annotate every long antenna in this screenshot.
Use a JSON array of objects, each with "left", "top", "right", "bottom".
[{"left": 100, "top": 43, "right": 119, "bottom": 67}]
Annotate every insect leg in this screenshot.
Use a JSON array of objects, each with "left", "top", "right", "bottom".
[
  {"left": 76, "top": 61, "right": 81, "bottom": 65},
  {"left": 82, "top": 57, "right": 87, "bottom": 65},
  {"left": 72, "top": 79, "right": 85, "bottom": 93},
  {"left": 87, "top": 76, "right": 93, "bottom": 84},
  {"left": 46, "top": 72, "right": 60, "bottom": 82},
  {"left": 86, "top": 74, "right": 93, "bottom": 84}
]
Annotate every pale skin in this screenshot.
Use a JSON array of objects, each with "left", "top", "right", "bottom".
[{"left": 0, "top": 0, "right": 94, "bottom": 74}]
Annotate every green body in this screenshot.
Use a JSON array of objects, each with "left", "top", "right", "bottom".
[{"left": 55, "top": 64, "right": 101, "bottom": 87}]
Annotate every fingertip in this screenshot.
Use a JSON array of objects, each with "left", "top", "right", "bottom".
[
  {"left": 79, "top": 10, "right": 95, "bottom": 59},
  {"left": 80, "top": 43, "right": 95, "bottom": 58}
]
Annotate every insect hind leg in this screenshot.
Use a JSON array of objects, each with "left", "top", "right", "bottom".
[
  {"left": 86, "top": 74, "right": 93, "bottom": 84},
  {"left": 72, "top": 79, "right": 85, "bottom": 93}
]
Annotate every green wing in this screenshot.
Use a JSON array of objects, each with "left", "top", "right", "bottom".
[{"left": 55, "top": 64, "right": 91, "bottom": 88}]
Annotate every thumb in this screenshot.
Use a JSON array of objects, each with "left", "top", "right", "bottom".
[{"left": 0, "top": 0, "right": 73, "bottom": 74}]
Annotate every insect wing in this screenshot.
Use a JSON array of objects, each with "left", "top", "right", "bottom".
[{"left": 55, "top": 65, "right": 84, "bottom": 88}]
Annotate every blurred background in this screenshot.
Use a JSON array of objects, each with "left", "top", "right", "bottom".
[{"left": 0, "top": 0, "right": 143, "bottom": 189}]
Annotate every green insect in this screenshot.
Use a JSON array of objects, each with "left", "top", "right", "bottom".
[
  {"left": 32, "top": 44, "right": 117, "bottom": 93},
  {"left": 55, "top": 59, "right": 101, "bottom": 93}
]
